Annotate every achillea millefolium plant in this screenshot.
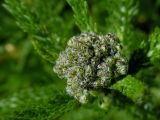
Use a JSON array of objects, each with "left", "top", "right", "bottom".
[{"left": 0, "top": 0, "right": 160, "bottom": 120}]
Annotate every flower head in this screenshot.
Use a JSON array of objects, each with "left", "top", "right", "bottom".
[{"left": 54, "top": 32, "right": 128, "bottom": 103}]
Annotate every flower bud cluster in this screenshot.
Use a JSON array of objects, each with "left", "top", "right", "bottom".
[{"left": 54, "top": 32, "right": 128, "bottom": 103}]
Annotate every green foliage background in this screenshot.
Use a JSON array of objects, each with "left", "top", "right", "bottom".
[{"left": 0, "top": 0, "right": 160, "bottom": 119}]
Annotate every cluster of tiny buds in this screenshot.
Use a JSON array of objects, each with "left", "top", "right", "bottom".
[{"left": 54, "top": 32, "right": 128, "bottom": 103}]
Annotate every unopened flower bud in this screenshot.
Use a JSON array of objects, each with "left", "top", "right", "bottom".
[{"left": 54, "top": 32, "right": 128, "bottom": 103}]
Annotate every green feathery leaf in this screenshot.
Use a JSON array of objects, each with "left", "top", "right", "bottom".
[
  {"left": 3, "top": 0, "right": 72, "bottom": 63},
  {"left": 110, "top": 75, "right": 145, "bottom": 102},
  {"left": 105, "top": 0, "right": 146, "bottom": 57},
  {"left": 66, "top": 0, "right": 97, "bottom": 32},
  {"left": 147, "top": 27, "right": 160, "bottom": 65}
]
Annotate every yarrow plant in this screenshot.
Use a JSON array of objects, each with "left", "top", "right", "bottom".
[
  {"left": 54, "top": 32, "right": 128, "bottom": 103},
  {"left": 2, "top": 0, "right": 160, "bottom": 119}
]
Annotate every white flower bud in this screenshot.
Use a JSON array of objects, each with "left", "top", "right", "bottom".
[{"left": 54, "top": 32, "right": 128, "bottom": 103}]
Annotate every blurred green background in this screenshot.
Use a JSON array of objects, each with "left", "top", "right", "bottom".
[{"left": 0, "top": 0, "right": 160, "bottom": 119}]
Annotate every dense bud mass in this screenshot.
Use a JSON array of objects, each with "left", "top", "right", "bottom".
[{"left": 54, "top": 32, "right": 128, "bottom": 103}]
